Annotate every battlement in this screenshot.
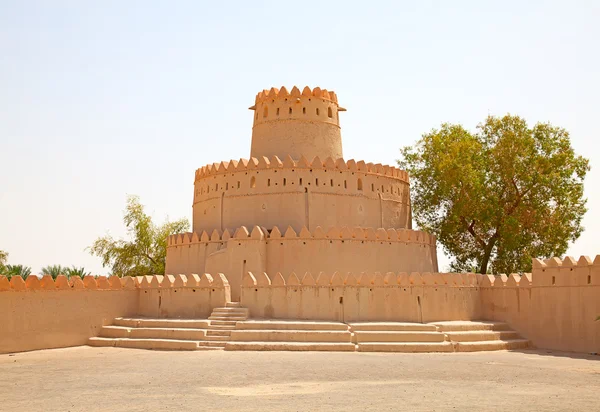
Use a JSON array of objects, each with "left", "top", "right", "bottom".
[
  {"left": 252, "top": 86, "right": 341, "bottom": 105},
  {"left": 167, "top": 225, "right": 435, "bottom": 247},
  {"left": 194, "top": 156, "right": 408, "bottom": 182}
]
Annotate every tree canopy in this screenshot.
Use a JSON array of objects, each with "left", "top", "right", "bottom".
[
  {"left": 89, "top": 195, "right": 189, "bottom": 277},
  {"left": 399, "top": 114, "right": 589, "bottom": 274}
]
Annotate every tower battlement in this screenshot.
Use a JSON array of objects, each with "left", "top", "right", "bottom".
[{"left": 249, "top": 86, "right": 345, "bottom": 161}]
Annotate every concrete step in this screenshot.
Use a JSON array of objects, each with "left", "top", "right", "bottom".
[
  {"left": 235, "top": 320, "right": 349, "bottom": 331},
  {"left": 210, "top": 320, "right": 238, "bottom": 326},
  {"left": 197, "top": 340, "right": 227, "bottom": 348},
  {"left": 349, "top": 322, "right": 438, "bottom": 332},
  {"left": 206, "top": 330, "right": 231, "bottom": 337},
  {"left": 354, "top": 331, "right": 446, "bottom": 343},
  {"left": 197, "top": 346, "right": 223, "bottom": 351},
  {"left": 224, "top": 341, "right": 356, "bottom": 351},
  {"left": 357, "top": 342, "right": 455, "bottom": 353},
  {"left": 203, "top": 335, "right": 229, "bottom": 342},
  {"left": 100, "top": 326, "right": 206, "bottom": 340},
  {"left": 88, "top": 337, "right": 200, "bottom": 351},
  {"left": 432, "top": 321, "right": 510, "bottom": 332},
  {"left": 226, "top": 302, "right": 241, "bottom": 308},
  {"left": 207, "top": 324, "right": 237, "bottom": 330},
  {"left": 212, "top": 308, "right": 249, "bottom": 315},
  {"left": 113, "top": 317, "right": 210, "bottom": 329},
  {"left": 445, "top": 330, "right": 520, "bottom": 342},
  {"left": 229, "top": 330, "right": 353, "bottom": 343},
  {"left": 208, "top": 316, "right": 248, "bottom": 321},
  {"left": 454, "top": 339, "right": 530, "bottom": 352}
]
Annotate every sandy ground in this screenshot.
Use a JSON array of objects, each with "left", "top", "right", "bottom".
[{"left": 0, "top": 347, "right": 598, "bottom": 412}]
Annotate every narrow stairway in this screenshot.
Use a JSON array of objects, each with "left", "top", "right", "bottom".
[{"left": 88, "top": 302, "right": 248, "bottom": 351}]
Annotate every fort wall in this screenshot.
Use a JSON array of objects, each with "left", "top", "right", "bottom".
[
  {"left": 480, "top": 256, "right": 600, "bottom": 354},
  {"left": 0, "top": 274, "right": 230, "bottom": 354},
  {"left": 165, "top": 225, "right": 438, "bottom": 301},
  {"left": 192, "top": 156, "right": 411, "bottom": 235}
]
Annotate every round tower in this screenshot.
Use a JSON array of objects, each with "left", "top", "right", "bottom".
[{"left": 249, "top": 86, "right": 346, "bottom": 161}]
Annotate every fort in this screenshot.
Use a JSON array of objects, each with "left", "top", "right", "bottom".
[{"left": 0, "top": 86, "right": 598, "bottom": 355}]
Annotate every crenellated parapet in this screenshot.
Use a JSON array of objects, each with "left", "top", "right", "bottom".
[
  {"left": 167, "top": 225, "right": 436, "bottom": 247},
  {"left": 0, "top": 274, "right": 138, "bottom": 291}
]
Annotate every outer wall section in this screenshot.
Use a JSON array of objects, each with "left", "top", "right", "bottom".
[{"left": 192, "top": 167, "right": 411, "bottom": 235}]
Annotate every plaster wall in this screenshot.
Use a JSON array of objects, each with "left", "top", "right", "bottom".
[
  {"left": 480, "top": 257, "right": 600, "bottom": 354},
  {"left": 240, "top": 272, "right": 481, "bottom": 322},
  {"left": 192, "top": 158, "right": 410, "bottom": 235},
  {"left": 0, "top": 275, "right": 138, "bottom": 354}
]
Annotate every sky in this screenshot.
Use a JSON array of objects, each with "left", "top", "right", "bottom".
[{"left": 1, "top": 0, "right": 598, "bottom": 275}]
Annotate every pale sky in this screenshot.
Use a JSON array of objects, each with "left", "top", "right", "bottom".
[{"left": 1, "top": 1, "right": 598, "bottom": 275}]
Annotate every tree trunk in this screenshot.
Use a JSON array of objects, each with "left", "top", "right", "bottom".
[{"left": 479, "top": 233, "right": 499, "bottom": 274}]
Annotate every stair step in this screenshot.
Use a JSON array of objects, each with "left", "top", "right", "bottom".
[
  {"left": 206, "top": 330, "right": 231, "bottom": 337},
  {"left": 203, "top": 335, "right": 229, "bottom": 342},
  {"left": 357, "top": 342, "right": 454, "bottom": 353},
  {"left": 207, "top": 325, "right": 237, "bottom": 330},
  {"left": 225, "top": 342, "right": 356, "bottom": 351},
  {"left": 197, "top": 340, "right": 227, "bottom": 347},
  {"left": 113, "top": 317, "right": 210, "bottom": 329},
  {"left": 226, "top": 302, "right": 241, "bottom": 308},
  {"left": 445, "top": 330, "right": 520, "bottom": 342},
  {"left": 197, "top": 346, "right": 223, "bottom": 351},
  {"left": 100, "top": 326, "right": 206, "bottom": 340},
  {"left": 88, "top": 337, "right": 200, "bottom": 351},
  {"left": 454, "top": 339, "right": 530, "bottom": 352},
  {"left": 432, "top": 321, "right": 510, "bottom": 332},
  {"left": 349, "top": 322, "right": 437, "bottom": 332},
  {"left": 354, "top": 331, "right": 446, "bottom": 343},
  {"left": 212, "top": 308, "right": 249, "bottom": 314},
  {"left": 229, "top": 330, "right": 353, "bottom": 343},
  {"left": 208, "top": 316, "right": 247, "bottom": 321},
  {"left": 210, "top": 320, "right": 238, "bottom": 326},
  {"left": 235, "top": 320, "right": 349, "bottom": 331}
]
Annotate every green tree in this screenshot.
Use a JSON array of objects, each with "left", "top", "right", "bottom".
[
  {"left": 0, "top": 250, "right": 8, "bottom": 275},
  {"left": 64, "top": 266, "right": 91, "bottom": 279},
  {"left": 399, "top": 114, "right": 589, "bottom": 274},
  {"left": 40, "top": 265, "right": 66, "bottom": 280},
  {"left": 5, "top": 264, "right": 31, "bottom": 280},
  {"left": 89, "top": 195, "right": 189, "bottom": 277}
]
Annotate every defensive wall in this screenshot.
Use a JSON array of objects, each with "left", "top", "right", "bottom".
[
  {"left": 192, "top": 156, "right": 411, "bottom": 235},
  {"left": 1, "top": 256, "right": 598, "bottom": 354},
  {"left": 165, "top": 225, "right": 438, "bottom": 301},
  {"left": 0, "top": 273, "right": 229, "bottom": 354}
]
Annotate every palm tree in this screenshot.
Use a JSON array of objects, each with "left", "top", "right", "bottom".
[
  {"left": 5, "top": 265, "right": 31, "bottom": 280},
  {"left": 64, "top": 266, "right": 91, "bottom": 279},
  {"left": 40, "top": 265, "right": 66, "bottom": 280}
]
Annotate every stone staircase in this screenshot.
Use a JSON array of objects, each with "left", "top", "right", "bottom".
[
  {"left": 88, "top": 302, "right": 248, "bottom": 351},
  {"left": 351, "top": 320, "right": 529, "bottom": 352}
]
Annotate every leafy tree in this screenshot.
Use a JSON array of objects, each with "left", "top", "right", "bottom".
[
  {"left": 40, "top": 265, "right": 66, "bottom": 280},
  {"left": 89, "top": 195, "right": 189, "bottom": 277},
  {"left": 5, "top": 264, "right": 31, "bottom": 280},
  {"left": 0, "top": 250, "right": 7, "bottom": 275},
  {"left": 399, "top": 114, "right": 589, "bottom": 274},
  {"left": 64, "top": 266, "right": 91, "bottom": 279}
]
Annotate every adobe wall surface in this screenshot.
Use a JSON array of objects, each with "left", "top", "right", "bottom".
[
  {"left": 480, "top": 256, "right": 600, "bottom": 354},
  {"left": 0, "top": 275, "right": 139, "bottom": 354},
  {"left": 192, "top": 156, "right": 411, "bottom": 235},
  {"left": 240, "top": 271, "right": 482, "bottom": 322},
  {"left": 166, "top": 225, "right": 438, "bottom": 301},
  {"left": 0, "top": 273, "right": 230, "bottom": 354},
  {"left": 250, "top": 86, "right": 344, "bottom": 161}
]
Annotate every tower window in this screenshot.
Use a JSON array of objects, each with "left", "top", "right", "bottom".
[
  {"left": 289, "top": 107, "right": 292, "bottom": 114},
  {"left": 344, "top": 180, "right": 347, "bottom": 189},
  {"left": 328, "top": 107, "right": 333, "bottom": 118},
  {"left": 303, "top": 107, "right": 306, "bottom": 114},
  {"left": 263, "top": 106, "right": 268, "bottom": 118},
  {"left": 330, "top": 179, "right": 333, "bottom": 187},
  {"left": 215, "top": 183, "right": 218, "bottom": 191},
  {"left": 283, "top": 178, "right": 287, "bottom": 186},
  {"left": 276, "top": 108, "right": 280, "bottom": 116},
  {"left": 357, "top": 178, "right": 363, "bottom": 191},
  {"left": 267, "top": 178, "right": 271, "bottom": 187},
  {"left": 371, "top": 183, "right": 375, "bottom": 192},
  {"left": 250, "top": 177, "right": 256, "bottom": 188},
  {"left": 237, "top": 181, "right": 240, "bottom": 189},
  {"left": 316, "top": 178, "right": 319, "bottom": 186},
  {"left": 316, "top": 108, "right": 320, "bottom": 116},
  {"left": 299, "top": 178, "right": 303, "bottom": 185}
]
